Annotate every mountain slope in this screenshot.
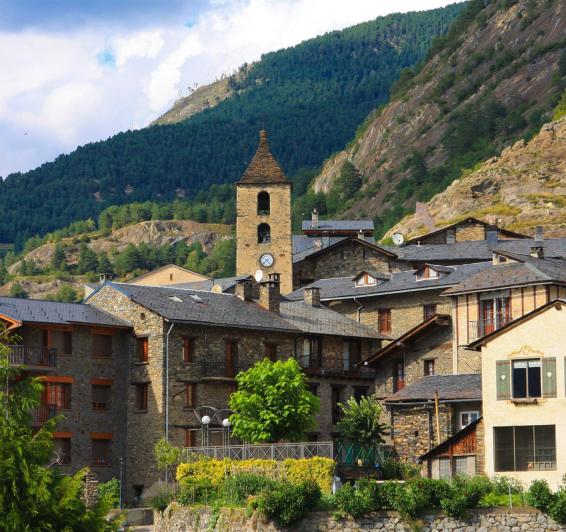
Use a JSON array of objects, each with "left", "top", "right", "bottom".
[
  {"left": 312, "top": 0, "right": 566, "bottom": 236},
  {"left": 386, "top": 116, "right": 566, "bottom": 239},
  {"left": 0, "top": 4, "right": 463, "bottom": 247}
]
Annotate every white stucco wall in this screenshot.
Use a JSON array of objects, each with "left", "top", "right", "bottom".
[{"left": 481, "top": 303, "right": 566, "bottom": 489}]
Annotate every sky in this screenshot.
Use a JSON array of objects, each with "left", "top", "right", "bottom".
[{"left": 0, "top": 0, "right": 464, "bottom": 178}]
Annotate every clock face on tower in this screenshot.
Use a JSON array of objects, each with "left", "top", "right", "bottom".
[{"left": 260, "top": 253, "right": 274, "bottom": 267}]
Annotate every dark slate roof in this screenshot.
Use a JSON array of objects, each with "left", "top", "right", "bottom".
[
  {"left": 107, "top": 282, "right": 298, "bottom": 332},
  {"left": 0, "top": 296, "right": 130, "bottom": 327},
  {"left": 292, "top": 235, "right": 352, "bottom": 262},
  {"left": 419, "top": 417, "right": 482, "bottom": 461},
  {"left": 301, "top": 220, "right": 374, "bottom": 232},
  {"left": 385, "top": 374, "right": 481, "bottom": 403},
  {"left": 238, "top": 131, "right": 288, "bottom": 184},
  {"left": 169, "top": 276, "right": 251, "bottom": 293},
  {"left": 286, "top": 261, "right": 492, "bottom": 301},
  {"left": 385, "top": 237, "right": 566, "bottom": 263},
  {"left": 279, "top": 301, "right": 383, "bottom": 339},
  {"left": 442, "top": 255, "right": 566, "bottom": 295},
  {"left": 293, "top": 236, "right": 392, "bottom": 264}
]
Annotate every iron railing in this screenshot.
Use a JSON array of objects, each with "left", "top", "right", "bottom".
[
  {"left": 304, "top": 365, "right": 376, "bottom": 379},
  {"left": 182, "top": 441, "right": 334, "bottom": 461},
  {"left": 334, "top": 442, "right": 396, "bottom": 467},
  {"left": 200, "top": 359, "right": 254, "bottom": 378},
  {"left": 8, "top": 346, "right": 57, "bottom": 368},
  {"left": 468, "top": 316, "right": 512, "bottom": 341},
  {"left": 30, "top": 404, "right": 57, "bottom": 426}
]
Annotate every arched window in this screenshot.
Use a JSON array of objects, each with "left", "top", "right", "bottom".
[
  {"left": 258, "top": 223, "right": 271, "bottom": 244},
  {"left": 257, "top": 191, "right": 270, "bottom": 215}
]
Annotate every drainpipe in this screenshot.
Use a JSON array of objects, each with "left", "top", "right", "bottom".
[
  {"left": 165, "top": 321, "right": 175, "bottom": 442},
  {"left": 353, "top": 298, "right": 365, "bottom": 323}
]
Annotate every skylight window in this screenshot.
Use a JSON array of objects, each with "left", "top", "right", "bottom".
[
  {"left": 189, "top": 294, "right": 202, "bottom": 302},
  {"left": 168, "top": 296, "right": 183, "bottom": 303}
]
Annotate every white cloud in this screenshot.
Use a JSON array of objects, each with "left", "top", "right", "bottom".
[{"left": 0, "top": 0, "right": 464, "bottom": 177}]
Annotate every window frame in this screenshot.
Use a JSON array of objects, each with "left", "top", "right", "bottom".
[
  {"left": 136, "top": 336, "right": 149, "bottom": 363},
  {"left": 92, "top": 333, "right": 113, "bottom": 358},
  {"left": 135, "top": 383, "right": 149, "bottom": 412},
  {"left": 494, "top": 425, "right": 556, "bottom": 472},
  {"left": 183, "top": 336, "right": 196, "bottom": 364},
  {"left": 424, "top": 359, "right": 435, "bottom": 377},
  {"left": 423, "top": 303, "right": 437, "bottom": 321},
  {"left": 184, "top": 383, "right": 197, "bottom": 409},
  {"left": 459, "top": 410, "right": 479, "bottom": 429},
  {"left": 91, "top": 437, "right": 112, "bottom": 466},
  {"left": 45, "top": 382, "right": 72, "bottom": 410},
  {"left": 378, "top": 309, "right": 392, "bottom": 335},
  {"left": 511, "top": 358, "right": 542, "bottom": 399},
  {"left": 92, "top": 383, "right": 111, "bottom": 412}
]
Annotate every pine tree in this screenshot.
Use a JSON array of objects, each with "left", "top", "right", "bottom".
[
  {"left": 50, "top": 244, "right": 67, "bottom": 272},
  {"left": 77, "top": 244, "right": 98, "bottom": 274}
]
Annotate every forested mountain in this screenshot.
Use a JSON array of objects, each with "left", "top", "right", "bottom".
[
  {"left": 309, "top": 0, "right": 566, "bottom": 236},
  {"left": 0, "top": 4, "right": 463, "bottom": 248}
]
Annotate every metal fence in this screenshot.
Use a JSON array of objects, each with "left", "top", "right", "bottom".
[
  {"left": 8, "top": 346, "right": 57, "bottom": 368},
  {"left": 182, "top": 441, "right": 334, "bottom": 461},
  {"left": 334, "top": 442, "right": 396, "bottom": 466}
]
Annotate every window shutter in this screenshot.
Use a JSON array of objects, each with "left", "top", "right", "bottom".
[
  {"left": 496, "top": 360, "right": 511, "bottom": 400},
  {"left": 542, "top": 357, "right": 557, "bottom": 398}
]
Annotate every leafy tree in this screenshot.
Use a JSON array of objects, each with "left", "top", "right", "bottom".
[
  {"left": 337, "top": 395, "right": 388, "bottom": 446},
  {"left": 229, "top": 359, "right": 320, "bottom": 443},
  {"left": 9, "top": 283, "right": 28, "bottom": 299},
  {"left": 46, "top": 285, "right": 79, "bottom": 303},
  {"left": 0, "top": 326, "right": 117, "bottom": 530},
  {"left": 77, "top": 243, "right": 99, "bottom": 274},
  {"left": 554, "top": 90, "right": 566, "bottom": 121},
  {"left": 335, "top": 160, "right": 363, "bottom": 198}
]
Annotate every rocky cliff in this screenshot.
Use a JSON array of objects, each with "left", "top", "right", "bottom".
[
  {"left": 313, "top": 0, "right": 566, "bottom": 234},
  {"left": 386, "top": 116, "right": 566, "bottom": 239}
]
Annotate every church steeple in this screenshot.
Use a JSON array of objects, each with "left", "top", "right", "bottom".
[{"left": 238, "top": 131, "right": 289, "bottom": 185}]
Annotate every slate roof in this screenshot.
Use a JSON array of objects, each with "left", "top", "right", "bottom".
[
  {"left": 286, "top": 261, "right": 492, "bottom": 301},
  {"left": 442, "top": 255, "right": 566, "bottom": 295},
  {"left": 238, "top": 131, "right": 288, "bottom": 184},
  {"left": 292, "top": 235, "right": 351, "bottom": 262},
  {"left": 98, "top": 282, "right": 383, "bottom": 339},
  {"left": 279, "top": 301, "right": 383, "bottom": 339},
  {"left": 293, "top": 236, "right": 394, "bottom": 264},
  {"left": 419, "top": 417, "right": 482, "bottom": 461},
  {"left": 0, "top": 296, "right": 130, "bottom": 328},
  {"left": 301, "top": 220, "right": 374, "bottom": 232},
  {"left": 384, "top": 374, "right": 482, "bottom": 403},
  {"left": 169, "top": 275, "right": 251, "bottom": 293}
]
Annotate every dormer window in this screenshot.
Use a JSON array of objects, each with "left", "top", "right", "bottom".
[
  {"left": 415, "top": 264, "right": 451, "bottom": 281},
  {"left": 353, "top": 272, "right": 381, "bottom": 287}
]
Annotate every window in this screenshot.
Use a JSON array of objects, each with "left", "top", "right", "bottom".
[
  {"left": 185, "top": 429, "right": 195, "bottom": 448},
  {"left": 137, "top": 337, "right": 148, "bottom": 363},
  {"left": 416, "top": 266, "right": 440, "bottom": 281},
  {"left": 45, "top": 382, "right": 72, "bottom": 410},
  {"left": 423, "top": 304, "right": 437, "bottom": 320},
  {"left": 257, "top": 223, "right": 271, "bottom": 244},
  {"left": 460, "top": 411, "right": 479, "bottom": 429},
  {"left": 424, "top": 359, "right": 435, "bottom": 376},
  {"left": 454, "top": 456, "right": 469, "bottom": 476},
  {"left": 393, "top": 360, "right": 405, "bottom": 392},
  {"left": 353, "top": 386, "right": 368, "bottom": 401},
  {"left": 494, "top": 425, "right": 556, "bottom": 471},
  {"left": 378, "top": 309, "right": 391, "bottom": 335},
  {"left": 92, "top": 437, "right": 111, "bottom": 466},
  {"left": 264, "top": 342, "right": 277, "bottom": 361},
  {"left": 480, "top": 297, "right": 511, "bottom": 335},
  {"left": 331, "top": 386, "right": 343, "bottom": 424},
  {"left": 50, "top": 331, "right": 73, "bottom": 355},
  {"left": 512, "top": 359, "right": 541, "bottom": 399},
  {"left": 439, "top": 457, "right": 451, "bottom": 479},
  {"left": 224, "top": 340, "right": 238, "bottom": 378},
  {"left": 135, "top": 383, "right": 148, "bottom": 411},
  {"left": 300, "top": 337, "right": 322, "bottom": 369},
  {"left": 355, "top": 273, "right": 377, "bottom": 287},
  {"left": 257, "top": 191, "right": 270, "bottom": 215},
  {"left": 92, "top": 334, "right": 112, "bottom": 357},
  {"left": 344, "top": 340, "right": 361, "bottom": 370},
  {"left": 92, "top": 384, "right": 111, "bottom": 411},
  {"left": 184, "top": 383, "right": 197, "bottom": 409},
  {"left": 183, "top": 337, "right": 195, "bottom": 363},
  {"left": 53, "top": 436, "right": 71, "bottom": 465}
]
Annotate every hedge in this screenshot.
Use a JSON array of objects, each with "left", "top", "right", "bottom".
[{"left": 176, "top": 457, "right": 334, "bottom": 493}]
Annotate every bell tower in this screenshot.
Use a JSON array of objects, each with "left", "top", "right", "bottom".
[{"left": 236, "top": 130, "right": 293, "bottom": 294}]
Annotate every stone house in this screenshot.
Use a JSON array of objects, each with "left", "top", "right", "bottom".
[
  {"left": 468, "top": 299, "right": 566, "bottom": 487},
  {"left": 86, "top": 276, "right": 382, "bottom": 499},
  {"left": 0, "top": 297, "right": 130, "bottom": 482}
]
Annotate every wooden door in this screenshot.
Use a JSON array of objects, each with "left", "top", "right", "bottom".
[
  {"left": 482, "top": 300, "right": 495, "bottom": 335},
  {"left": 225, "top": 341, "right": 237, "bottom": 378}
]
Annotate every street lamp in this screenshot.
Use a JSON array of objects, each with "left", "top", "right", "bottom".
[
  {"left": 119, "top": 457, "right": 125, "bottom": 510},
  {"left": 222, "top": 418, "right": 231, "bottom": 447},
  {"left": 201, "top": 415, "right": 211, "bottom": 447}
]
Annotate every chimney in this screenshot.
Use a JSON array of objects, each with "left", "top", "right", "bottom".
[
  {"left": 303, "top": 287, "right": 321, "bottom": 307},
  {"left": 535, "top": 226, "right": 544, "bottom": 242},
  {"left": 259, "top": 273, "right": 280, "bottom": 313},
  {"left": 530, "top": 245, "right": 544, "bottom": 259},
  {"left": 314, "top": 238, "right": 323, "bottom": 249},
  {"left": 486, "top": 225, "right": 498, "bottom": 246},
  {"left": 311, "top": 209, "right": 319, "bottom": 229},
  {"left": 235, "top": 278, "right": 253, "bottom": 301}
]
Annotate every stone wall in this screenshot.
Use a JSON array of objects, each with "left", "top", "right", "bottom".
[{"left": 154, "top": 505, "right": 566, "bottom": 531}]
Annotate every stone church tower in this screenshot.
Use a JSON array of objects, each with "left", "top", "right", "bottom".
[{"left": 236, "top": 131, "right": 293, "bottom": 294}]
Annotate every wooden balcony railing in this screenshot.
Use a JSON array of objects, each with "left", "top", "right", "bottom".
[
  {"left": 30, "top": 404, "right": 57, "bottom": 426},
  {"left": 8, "top": 346, "right": 57, "bottom": 368}
]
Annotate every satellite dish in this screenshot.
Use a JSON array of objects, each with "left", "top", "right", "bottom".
[
  {"left": 392, "top": 233, "right": 405, "bottom": 246},
  {"left": 254, "top": 269, "right": 264, "bottom": 283}
]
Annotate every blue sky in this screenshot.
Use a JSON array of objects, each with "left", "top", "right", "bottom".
[{"left": 0, "top": 0, "right": 464, "bottom": 178}]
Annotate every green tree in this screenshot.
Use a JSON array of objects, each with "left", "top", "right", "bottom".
[
  {"left": 9, "top": 283, "right": 28, "bottom": 299},
  {"left": 229, "top": 359, "right": 320, "bottom": 443},
  {"left": 0, "top": 326, "right": 117, "bottom": 530},
  {"left": 50, "top": 243, "right": 67, "bottom": 272},
  {"left": 553, "top": 89, "right": 566, "bottom": 121},
  {"left": 77, "top": 244, "right": 98, "bottom": 274},
  {"left": 97, "top": 252, "right": 114, "bottom": 275},
  {"left": 46, "top": 285, "right": 79, "bottom": 303},
  {"left": 335, "top": 160, "right": 363, "bottom": 198},
  {"left": 337, "top": 395, "right": 388, "bottom": 446}
]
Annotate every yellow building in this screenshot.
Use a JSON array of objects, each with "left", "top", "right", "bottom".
[
  {"left": 128, "top": 264, "right": 209, "bottom": 286},
  {"left": 236, "top": 131, "right": 293, "bottom": 294},
  {"left": 469, "top": 300, "right": 566, "bottom": 488}
]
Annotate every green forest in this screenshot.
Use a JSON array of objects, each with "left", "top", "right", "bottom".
[{"left": 0, "top": 4, "right": 463, "bottom": 248}]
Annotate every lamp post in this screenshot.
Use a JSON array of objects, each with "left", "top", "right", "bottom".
[
  {"left": 119, "top": 457, "right": 125, "bottom": 510},
  {"left": 201, "top": 415, "right": 211, "bottom": 447},
  {"left": 222, "top": 418, "right": 231, "bottom": 447}
]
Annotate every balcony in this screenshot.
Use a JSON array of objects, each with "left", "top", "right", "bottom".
[
  {"left": 468, "top": 316, "right": 512, "bottom": 341},
  {"left": 8, "top": 346, "right": 57, "bottom": 369},
  {"left": 30, "top": 404, "right": 57, "bottom": 426},
  {"left": 299, "top": 356, "right": 376, "bottom": 379},
  {"left": 200, "top": 359, "right": 254, "bottom": 379}
]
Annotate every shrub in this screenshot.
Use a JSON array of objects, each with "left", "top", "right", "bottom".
[
  {"left": 389, "top": 478, "right": 439, "bottom": 519},
  {"left": 549, "top": 492, "right": 566, "bottom": 525},
  {"left": 221, "top": 473, "right": 276, "bottom": 506},
  {"left": 98, "top": 478, "right": 121, "bottom": 509},
  {"left": 334, "top": 479, "right": 378, "bottom": 518},
  {"left": 143, "top": 481, "right": 174, "bottom": 512},
  {"left": 283, "top": 457, "right": 335, "bottom": 494},
  {"left": 527, "top": 479, "right": 555, "bottom": 511},
  {"left": 177, "top": 478, "right": 217, "bottom": 505},
  {"left": 254, "top": 480, "right": 320, "bottom": 526}
]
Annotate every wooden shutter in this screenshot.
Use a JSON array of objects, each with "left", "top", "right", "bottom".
[
  {"left": 183, "top": 337, "right": 194, "bottom": 363},
  {"left": 496, "top": 360, "right": 511, "bottom": 400},
  {"left": 137, "top": 337, "right": 148, "bottom": 362},
  {"left": 542, "top": 357, "right": 557, "bottom": 398},
  {"left": 63, "top": 332, "right": 73, "bottom": 354}
]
